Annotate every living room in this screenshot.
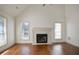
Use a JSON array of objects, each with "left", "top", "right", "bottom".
[{"left": 0, "top": 4, "right": 79, "bottom": 55}]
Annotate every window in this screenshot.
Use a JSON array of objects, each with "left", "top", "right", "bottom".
[
  {"left": 54, "top": 23, "right": 62, "bottom": 39},
  {"left": 0, "top": 16, "right": 7, "bottom": 47},
  {"left": 21, "top": 22, "right": 29, "bottom": 40}
]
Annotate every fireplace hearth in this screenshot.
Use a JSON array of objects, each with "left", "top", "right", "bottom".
[{"left": 36, "top": 34, "right": 47, "bottom": 43}]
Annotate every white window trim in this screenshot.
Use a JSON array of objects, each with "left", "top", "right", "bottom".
[
  {"left": 0, "top": 16, "right": 7, "bottom": 47},
  {"left": 21, "top": 21, "right": 30, "bottom": 41},
  {"left": 54, "top": 22, "right": 62, "bottom": 40}
]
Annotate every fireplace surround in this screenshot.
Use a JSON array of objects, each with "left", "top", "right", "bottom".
[{"left": 33, "top": 27, "right": 52, "bottom": 45}]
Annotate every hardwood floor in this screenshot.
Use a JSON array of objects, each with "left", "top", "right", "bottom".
[{"left": 1, "top": 43, "right": 79, "bottom": 55}]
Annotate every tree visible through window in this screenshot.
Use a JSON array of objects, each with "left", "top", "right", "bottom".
[
  {"left": 22, "top": 22, "right": 29, "bottom": 40},
  {"left": 0, "top": 16, "right": 7, "bottom": 47},
  {"left": 54, "top": 23, "right": 62, "bottom": 39}
]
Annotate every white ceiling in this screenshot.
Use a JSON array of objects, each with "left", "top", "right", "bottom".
[{"left": 0, "top": 4, "right": 30, "bottom": 17}]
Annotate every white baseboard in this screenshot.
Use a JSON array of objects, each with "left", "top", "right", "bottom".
[
  {"left": 0, "top": 43, "right": 15, "bottom": 54},
  {"left": 66, "top": 40, "right": 79, "bottom": 47}
]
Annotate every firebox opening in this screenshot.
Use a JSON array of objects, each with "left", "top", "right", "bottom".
[{"left": 36, "top": 34, "right": 48, "bottom": 43}]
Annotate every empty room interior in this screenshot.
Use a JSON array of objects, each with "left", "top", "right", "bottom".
[{"left": 0, "top": 4, "right": 79, "bottom": 55}]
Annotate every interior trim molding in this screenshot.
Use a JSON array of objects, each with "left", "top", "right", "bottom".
[
  {"left": 0, "top": 44, "right": 16, "bottom": 54},
  {"left": 66, "top": 41, "right": 79, "bottom": 48}
]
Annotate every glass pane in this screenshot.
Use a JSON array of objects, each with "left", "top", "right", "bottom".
[
  {"left": 0, "top": 16, "right": 7, "bottom": 47},
  {"left": 22, "top": 22, "right": 29, "bottom": 40},
  {"left": 55, "top": 23, "right": 62, "bottom": 39}
]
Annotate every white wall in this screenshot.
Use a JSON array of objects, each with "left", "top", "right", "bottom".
[
  {"left": 66, "top": 5, "right": 79, "bottom": 47},
  {"left": 0, "top": 11, "right": 15, "bottom": 53},
  {"left": 16, "top": 4, "right": 66, "bottom": 43}
]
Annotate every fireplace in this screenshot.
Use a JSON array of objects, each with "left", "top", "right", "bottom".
[
  {"left": 33, "top": 27, "right": 52, "bottom": 45},
  {"left": 36, "top": 34, "right": 48, "bottom": 43}
]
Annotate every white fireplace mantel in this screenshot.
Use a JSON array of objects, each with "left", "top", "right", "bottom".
[{"left": 32, "top": 27, "right": 52, "bottom": 45}]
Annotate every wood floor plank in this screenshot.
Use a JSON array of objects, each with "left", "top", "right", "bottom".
[{"left": 1, "top": 43, "right": 79, "bottom": 55}]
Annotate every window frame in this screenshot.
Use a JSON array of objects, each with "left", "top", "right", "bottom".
[
  {"left": 21, "top": 21, "right": 30, "bottom": 41},
  {"left": 54, "top": 22, "right": 62, "bottom": 40},
  {"left": 0, "top": 16, "right": 7, "bottom": 47}
]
